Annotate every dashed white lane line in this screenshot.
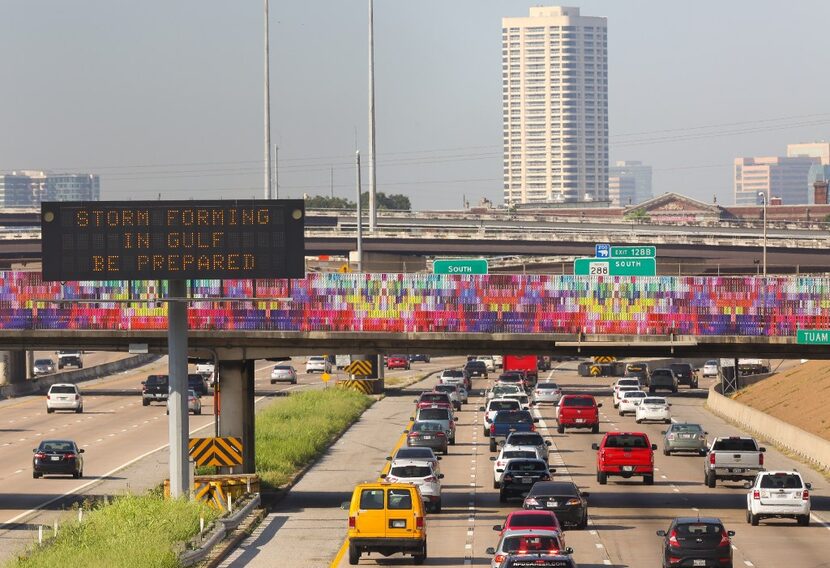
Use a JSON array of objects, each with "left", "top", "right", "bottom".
[{"left": 744, "top": 561, "right": 755, "bottom": 567}]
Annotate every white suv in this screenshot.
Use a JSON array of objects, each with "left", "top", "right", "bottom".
[
  {"left": 305, "top": 356, "right": 331, "bottom": 374},
  {"left": 46, "top": 383, "right": 83, "bottom": 414},
  {"left": 384, "top": 459, "right": 444, "bottom": 513},
  {"left": 747, "top": 470, "right": 812, "bottom": 526}
]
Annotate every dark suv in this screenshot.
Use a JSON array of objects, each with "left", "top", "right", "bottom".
[
  {"left": 142, "top": 374, "right": 169, "bottom": 406},
  {"left": 649, "top": 368, "right": 678, "bottom": 393},
  {"left": 464, "top": 360, "right": 488, "bottom": 379},
  {"left": 188, "top": 373, "right": 209, "bottom": 397},
  {"left": 498, "top": 458, "right": 554, "bottom": 502},
  {"left": 656, "top": 517, "right": 734, "bottom": 568},
  {"left": 670, "top": 363, "right": 697, "bottom": 389}
]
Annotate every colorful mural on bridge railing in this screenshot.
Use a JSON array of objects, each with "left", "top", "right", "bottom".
[{"left": 1, "top": 271, "right": 829, "bottom": 336}]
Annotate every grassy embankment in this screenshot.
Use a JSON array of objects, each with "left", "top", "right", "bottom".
[{"left": 9, "top": 388, "right": 373, "bottom": 567}]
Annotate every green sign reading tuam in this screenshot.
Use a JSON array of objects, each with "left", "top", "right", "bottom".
[
  {"left": 574, "top": 257, "right": 657, "bottom": 277},
  {"left": 433, "top": 258, "right": 489, "bottom": 275},
  {"left": 610, "top": 245, "right": 656, "bottom": 258},
  {"left": 797, "top": 329, "right": 830, "bottom": 345}
]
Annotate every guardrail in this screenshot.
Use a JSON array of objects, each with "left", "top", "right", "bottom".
[{"left": 179, "top": 493, "right": 261, "bottom": 567}]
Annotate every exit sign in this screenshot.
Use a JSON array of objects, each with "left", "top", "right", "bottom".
[
  {"left": 797, "top": 329, "right": 830, "bottom": 344},
  {"left": 433, "top": 259, "right": 488, "bottom": 275},
  {"left": 575, "top": 257, "right": 656, "bottom": 277},
  {"left": 611, "top": 245, "right": 656, "bottom": 258}
]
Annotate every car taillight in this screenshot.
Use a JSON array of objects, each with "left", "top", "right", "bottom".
[
  {"left": 540, "top": 474, "right": 550, "bottom": 481},
  {"left": 493, "top": 554, "right": 506, "bottom": 564},
  {"left": 803, "top": 489, "right": 810, "bottom": 501},
  {"left": 496, "top": 461, "right": 505, "bottom": 467},
  {"left": 667, "top": 434, "right": 675, "bottom": 440},
  {"left": 46, "top": 394, "right": 50, "bottom": 400},
  {"left": 752, "top": 489, "right": 760, "bottom": 500},
  {"left": 530, "top": 424, "right": 536, "bottom": 432},
  {"left": 348, "top": 516, "right": 356, "bottom": 528},
  {"left": 668, "top": 529, "right": 680, "bottom": 547},
  {"left": 718, "top": 529, "right": 731, "bottom": 547},
  {"left": 490, "top": 424, "right": 496, "bottom": 433},
  {"left": 709, "top": 453, "right": 716, "bottom": 465},
  {"left": 415, "top": 516, "right": 424, "bottom": 529},
  {"left": 75, "top": 394, "right": 80, "bottom": 400},
  {"left": 409, "top": 432, "right": 420, "bottom": 438},
  {"left": 424, "top": 476, "right": 437, "bottom": 483},
  {"left": 759, "top": 452, "right": 764, "bottom": 466},
  {"left": 34, "top": 452, "right": 46, "bottom": 459},
  {"left": 566, "top": 498, "right": 582, "bottom": 506},
  {"left": 503, "top": 474, "right": 513, "bottom": 482},
  {"left": 435, "top": 432, "right": 446, "bottom": 437},
  {"left": 65, "top": 453, "right": 75, "bottom": 460},
  {"left": 524, "top": 498, "right": 539, "bottom": 507}
]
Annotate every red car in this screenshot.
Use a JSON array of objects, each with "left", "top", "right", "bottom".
[
  {"left": 592, "top": 431, "right": 657, "bottom": 485},
  {"left": 556, "top": 394, "right": 601, "bottom": 434},
  {"left": 493, "top": 510, "right": 564, "bottom": 541},
  {"left": 387, "top": 355, "right": 410, "bottom": 370},
  {"left": 414, "top": 392, "right": 453, "bottom": 411}
]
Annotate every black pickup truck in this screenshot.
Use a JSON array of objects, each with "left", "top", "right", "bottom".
[{"left": 142, "top": 374, "right": 169, "bottom": 406}]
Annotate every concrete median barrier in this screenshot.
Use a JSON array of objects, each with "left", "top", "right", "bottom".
[
  {"left": 706, "top": 383, "right": 830, "bottom": 472},
  {"left": 0, "top": 354, "right": 160, "bottom": 399}
]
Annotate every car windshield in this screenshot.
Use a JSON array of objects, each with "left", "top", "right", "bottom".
[
  {"left": 604, "top": 435, "right": 649, "bottom": 449},
  {"left": 529, "top": 483, "right": 578, "bottom": 497},
  {"left": 39, "top": 441, "right": 75, "bottom": 453},
  {"left": 706, "top": 360, "right": 718, "bottom": 365},
  {"left": 617, "top": 380, "right": 640, "bottom": 388},
  {"left": 505, "top": 395, "right": 529, "bottom": 403},
  {"left": 308, "top": 357, "right": 324, "bottom": 362},
  {"left": 676, "top": 522, "right": 723, "bottom": 536},
  {"left": 760, "top": 474, "right": 803, "bottom": 489},
  {"left": 562, "top": 397, "right": 594, "bottom": 407},
  {"left": 434, "top": 385, "right": 455, "bottom": 393},
  {"left": 443, "top": 370, "right": 463, "bottom": 377},
  {"left": 643, "top": 398, "right": 666, "bottom": 405},
  {"left": 712, "top": 438, "right": 758, "bottom": 452},
  {"left": 396, "top": 448, "right": 434, "bottom": 460},
  {"left": 652, "top": 370, "right": 672, "bottom": 378},
  {"left": 507, "top": 433, "right": 543, "bottom": 445},
  {"left": 504, "top": 450, "right": 537, "bottom": 459},
  {"left": 536, "top": 383, "right": 559, "bottom": 390},
  {"left": 146, "top": 375, "right": 168, "bottom": 385},
  {"left": 489, "top": 400, "right": 520, "bottom": 411},
  {"left": 507, "top": 461, "right": 547, "bottom": 473},
  {"left": 494, "top": 386, "right": 521, "bottom": 394},
  {"left": 466, "top": 361, "right": 485, "bottom": 368},
  {"left": 420, "top": 393, "right": 449, "bottom": 403},
  {"left": 499, "top": 376, "right": 522, "bottom": 383},
  {"left": 49, "top": 385, "right": 77, "bottom": 394},
  {"left": 623, "top": 391, "right": 646, "bottom": 399},
  {"left": 412, "top": 421, "right": 443, "bottom": 432},
  {"left": 418, "top": 409, "right": 450, "bottom": 421},
  {"left": 502, "top": 534, "right": 563, "bottom": 553},
  {"left": 35, "top": 359, "right": 53, "bottom": 365},
  {"left": 495, "top": 411, "right": 532, "bottom": 424},
  {"left": 671, "top": 424, "right": 703, "bottom": 433},
  {"left": 390, "top": 465, "right": 432, "bottom": 478},
  {"left": 273, "top": 365, "right": 292, "bottom": 371}
]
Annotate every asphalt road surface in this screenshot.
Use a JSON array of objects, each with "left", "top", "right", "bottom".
[{"left": 221, "top": 360, "right": 830, "bottom": 568}]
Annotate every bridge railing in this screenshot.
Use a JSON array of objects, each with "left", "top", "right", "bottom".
[{"left": 2, "top": 272, "right": 830, "bottom": 336}]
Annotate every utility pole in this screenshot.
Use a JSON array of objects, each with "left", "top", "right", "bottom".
[
  {"left": 331, "top": 166, "right": 334, "bottom": 198},
  {"left": 356, "top": 151, "right": 363, "bottom": 272},
  {"left": 263, "top": 0, "right": 272, "bottom": 199},
  {"left": 368, "top": 0, "right": 377, "bottom": 231},
  {"left": 273, "top": 144, "right": 279, "bottom": 199}
]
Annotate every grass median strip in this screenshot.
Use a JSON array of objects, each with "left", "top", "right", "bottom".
[
  {"left": 6, "top": 493, "right": 219, "bottom": 568},
  {"left": 255, "top": 388, "right": 374, "bottom": 489}
]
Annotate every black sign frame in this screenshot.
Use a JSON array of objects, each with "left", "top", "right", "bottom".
[{"left": 41, "top": 199, "right": 306, "bottom": 281}]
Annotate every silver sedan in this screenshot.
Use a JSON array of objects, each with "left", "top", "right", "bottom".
[
  {"left": 270, "top": 365, "right": 298, "bottom": 384},
  {"left": 533, "top": 382, "right": 563, "bottom": 405},
  {"left": 662, "top": 422, "right": 708, "bottom": 456}
]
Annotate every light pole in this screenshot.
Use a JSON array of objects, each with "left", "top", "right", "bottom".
[{"left": 758, "top": 191, "right": 767, "bottom": 277}]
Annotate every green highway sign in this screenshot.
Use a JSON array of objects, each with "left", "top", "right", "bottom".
[
  {"left": 575, "top": 257, "right": 657, "bottom": 277},
  {"left": 433, "top": 258, "right": 489, "bottom": 275},
  {"left": 610, "top": 245, "right": 656, "bottom": 258},
  {"left": 797, "top": 329, "right": 830, "bottom": 345}
]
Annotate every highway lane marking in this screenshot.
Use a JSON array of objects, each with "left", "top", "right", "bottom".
[
  {"left": 744, "top": 561, "right": 754, "bottom": 567},
  {"left": 13, "top": 469, "right": 21, "bottom": 474}
]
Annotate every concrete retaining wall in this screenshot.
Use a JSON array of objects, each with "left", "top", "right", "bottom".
[
  {"left": 0, "top": 354, "right": 161, "bottom": 399},
  {"left": 706, "top": 384, "right": 830, "bottom": 472}
]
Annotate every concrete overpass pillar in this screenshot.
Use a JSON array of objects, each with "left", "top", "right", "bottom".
[
  {"left": 0, "top": 351, "right": 27, "bottom": 385},
  {"left": 217, "top": 360, "right": 256, "bottom": 474}
]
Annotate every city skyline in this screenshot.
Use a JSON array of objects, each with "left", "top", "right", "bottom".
[{"left": 1, "top": 2, "right": 830, "bottom": 209}]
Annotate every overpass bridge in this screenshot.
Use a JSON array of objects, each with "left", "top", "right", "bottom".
[{"left": 0, "top": 271, "right": 828, "bottom": 359}]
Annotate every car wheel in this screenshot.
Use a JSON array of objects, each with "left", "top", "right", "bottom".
[
  {"left": 557, "top": 424, "right": 565, "bottom": 434},
  {"left": 434, "top": 499, "right": 442, "bottom": 514},
  {"left": 142, "top": 399, "right": 150, "bottom": 407},
  {"left": 292, "top": 379, "right": 297, "bottom": 385},
  {"left": 665, "top": 419, "right": 671, "bottom": 424},
  {"left": 195, "top": 409, "right": 201, "bottom": 415},
  {"left": 483, "top": 427, "right": 490, "bottom": 437},
  {"left": 76, "top": 406, "right": 83, "bottom": 414},
  {"left": 691, "top": 382, "right": 698, "bottom": 389},
  {"left": 413, "top": 542, "right": 427, "bottom": 565},
  {"left": 443, "top": 448, "right": 448, "bottom": 456},
  {"left": 750, "top": 512, "right": 759, "bottom": 526},
  {"left": 706, "top": 472, "right": 717, "bottom": 488},
  {"left": 672, "top": 388, "right": 678, "bottom": 393},
  {"left": 699, "top": 449, "right": 707, "bottom": 457},
  {"left": 591, "top": 423, "right": 600, "bottom": 434},
  {"left": 72, "top": 471, "right": 80, "bottom": 479},
  {"left": 270, "top": 380, "right": 276, "bottom": 385},
  {"left": 348, "top": 542, "right": 359, "bottom": 565},
  {"left": 33, "top": 472, "right": 41, "bottom": 479},
  {"left": 499, "top": 490, "right": 507, "bottom": 503},
  {"left": 663, "top": 447, "right": 670, "bottom": 456},
  {"left": 489, "top": 439, "right": 497, "bottom": 452},
  {"left": 643, "top": 474, "right": 654, "bottom": 485},
  {"left": 46, "top": 407, "right": 54, "bottom": 414},
  {"left": 635, "top": 418, "right": 642, "bottom": 424},
  {"left": 619, "top": 411, "right": 624, "bottom": 416},
  {"left": 746, "top": 509, "right": 751, "bottom": 524},
  {"left": 598, "top": 471, "right": 607, "bottom": 485},
  {"left": 493, "top": 481, "right": 499, "bottom": 489},
  {"left": 798, "top": 515, "right": 810, "bottom": 526}
]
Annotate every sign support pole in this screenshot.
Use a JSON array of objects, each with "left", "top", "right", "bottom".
[{"left": 167, "top": 279, "right": 190, "bottom": 498}]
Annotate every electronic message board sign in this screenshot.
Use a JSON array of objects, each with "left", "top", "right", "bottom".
[{"left": 41, "top": 200, "right": 305, "bottom": 281}]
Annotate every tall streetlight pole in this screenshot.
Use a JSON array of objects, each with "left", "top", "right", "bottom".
[
  {"left": 355, "top": 151, "right": 363, "bottom": 273},
  {"left": 758, "top": 191, "right": 767, "bottom": 277},
  {"left": 368, "top": 0, "right": 377, "bottom": 231},
  {"left": 263, "top": 0, "right": 273, "bottom": 199}
]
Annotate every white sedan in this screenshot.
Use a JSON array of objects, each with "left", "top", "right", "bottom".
[
  {"left": 635, "top": 397, "right": 672, "bottom": 423},
  {"left": 702, "top": 360, "right": 719, "bottom": 377},
  {"left": 618, "top": 390, "right": 647, "bottom": 415},
  {"left": 490, "top": 445, "right": 544, "bottom": 488},
  {"left": 613, "top": 385, "right": 640, "bottom": 408}
]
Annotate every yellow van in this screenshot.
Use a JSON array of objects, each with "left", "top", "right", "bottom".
[{"left": 342, "top": 481, "right": 427, "bottom": 565}]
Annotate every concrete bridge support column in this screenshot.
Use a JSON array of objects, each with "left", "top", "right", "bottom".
[
  {"left": 0, "top": 351, "right": 27, "bottom": 386},
  {"left": 217, "top": 360, "right": 256, "bottom": 474}
]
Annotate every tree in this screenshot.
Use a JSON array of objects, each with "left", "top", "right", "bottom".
[
  {"left": 359, "top": 191, "right": 411, "bottom": 211},
  {"left": 624, "top": 208, "right": 650, "bottom": 223},
  {"left": 304, "top": 195, "right": 354, "bottom": 209}
]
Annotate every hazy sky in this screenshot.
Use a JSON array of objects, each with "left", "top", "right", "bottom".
[{"left": 2, "top": 1, "right": 829, "bottom": 210}]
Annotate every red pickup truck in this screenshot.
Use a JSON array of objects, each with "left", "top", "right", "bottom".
[
  {"left": 556, "top": 394, "right": 601, "bottom": 434},
  {"left": 592, "top": 432, "right": 657, "bottom": 485}
]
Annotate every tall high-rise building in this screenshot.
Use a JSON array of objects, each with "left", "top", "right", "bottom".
[
  {"left": 608, "top": 174, "right": 636, "bottom": 207},
  {"left": 609, "top": 160, "right": 652, "bottom": 205},
  {"left": 733, "top": 156, "right": 818, "bottom": 205},
  {"left": 0, "top": 171, "right": 99, "bottom": 208},
  {"left": 502, "top": 6, "right": 609, "bottom": 206}
]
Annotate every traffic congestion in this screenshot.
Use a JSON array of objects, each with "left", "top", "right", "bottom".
[{"left": 338, "top": 356, "right": 826, "bottom": 568}]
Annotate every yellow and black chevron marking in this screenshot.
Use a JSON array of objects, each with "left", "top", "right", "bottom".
[
  {"left": 590, "top": 365, "right": 602, "bottom": 376},
  {"left": 336, "top": 378, "right": 374, "bottom": 394},
  {"left": 193, "top": 481, "right": 228, "bottom": 511},
  {"left": 188, "top": 437, "right": 243, "bottom": 467},
  {"left": 343, "top": 360, "right": 373, "bottom": 376},
  {"left": 592, "top": 356, "right": 616, "bottom": 364}
]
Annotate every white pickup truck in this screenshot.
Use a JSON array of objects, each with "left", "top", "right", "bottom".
[{"left": 704, "top": 436, "right": 766, "bottom": 488}]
